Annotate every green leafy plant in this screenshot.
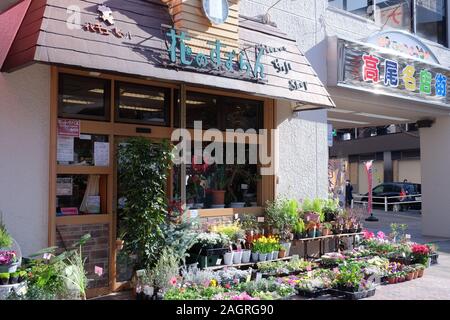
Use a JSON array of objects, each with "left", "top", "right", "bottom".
[
  {"left": 265, "top": 198, "right": 299, "bottom": 241},
  {"left": 293, "top": 219, "right": 305, "bottom": 234},
  {"left": 0, "top": 219, "right": 12, "bottom": 248},
  {"left": 149, "top": 247, "right": 180, "bottom": 293},
  {"left": 118, "top": 138, "right": 173, "bottom": 269}
]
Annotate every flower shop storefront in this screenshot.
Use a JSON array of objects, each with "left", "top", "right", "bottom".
[{"left": 0, "top": 0, "right": 334, "bottom": 297}]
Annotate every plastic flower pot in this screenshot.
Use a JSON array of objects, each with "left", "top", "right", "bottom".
[
  {"left": 258, "top": 253, "right": 268, "bottom": 262},
  {"left": 280, "top": 242, "right": 292, "bottom": 256},
  {"left": 251, "top": 252, "right": 259, "bottom": 262},
  {"left": 272, "top": 251, "right": 279, "bottom": 260},
  {"left": 223, "top": 252, "right": 234, "bottom": 265},
  {"left": 233, "top": 251, "right": 243, "bottom": 264},
  {"left": 278, "top": 250, "right": 286, "bottom": 259},
  {"left": 241, "top": 250, "right": 251, "bottom": 263},
  {"left": 0, "top": 275, "right": 10, "bottom": 286},
  {"left": 0, "top": 262, "right": 20, "bottom": 273}
]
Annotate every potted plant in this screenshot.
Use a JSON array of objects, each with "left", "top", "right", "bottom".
[
  {"left": 0, "top": 273, "right": 10, "bottom": 285},
  {"left": 18, "top": 270, "right": 27, "bottom": 283},
  {"left": 293, "top": 219, "right": 306, "bottom": 240},
  {"left": 211, "top": 164, "right": 228, "bottom": 207},
  {"left": 415, "top": 264, "right": 425, "bottom": 278},
  {"left": 223, "top": 251, "right": 234, "bottom": 265},
  {"left": 387, "top": 273, "right": 397, "bottom": 285},
  {"left": 9, "top": 271, "right": 20, "bottom": 284},
  {"left": 411, "top": 244, "right": 430, "bottom": 266},
  {"left": 241, "top": 249, "right": 251, "bottom": 263},
  {"left": 232, "top": 249, "right": 243, "bottom": 264},
  {"left": 306, "top": 221, "right": 319, "bottom": 238},
  {"left": 322, "top": 222, "right": 333, "bottom": 236},
  {"left": 0, "top": 251, "right": 19, "bottom": 273},
  {"left": 265, "top": 198, "right": 298, "bottom": 255},
  {"left": 278, "top": 247, "right": 286, "bottom": 259}
]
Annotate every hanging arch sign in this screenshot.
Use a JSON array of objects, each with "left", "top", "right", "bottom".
[{"left": 367, "top": 30, "right": 439, "bottom": 64}]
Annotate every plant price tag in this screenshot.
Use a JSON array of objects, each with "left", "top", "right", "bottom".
[
  {"left": 406, "top": 234, "right": 411, "bottom": 239},
  {"left": 257, "top": 217, "right": 265, "bottom": 223},
  {"left": 216, "top": 259, "right": 222, "bottom": 266}
]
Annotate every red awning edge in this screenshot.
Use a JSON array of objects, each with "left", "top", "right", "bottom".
[{"left": 0, "top": 0, "right": 32, "bottom": 70}]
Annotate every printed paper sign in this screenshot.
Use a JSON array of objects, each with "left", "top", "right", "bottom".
[
  {"left": 94, "top": 142, "right": 110, "bottom": 166},
  {"left": 94, "top": 142, "right": 109, "bottom": 167},
  {"left": 57, "top": 136, "right": 74, "bottom": 163},
  {"left": 190, "top": 210, "right": 199, "bottom": 219},
  {"left": 57, "top": 119, "right": 80, "bottom": 137},
  {"left": 257, "top": 217, "right": 265, "bottom": 223},
  {"left": 56, "top": 177, "right": 73, "bottom": 196},
  {"left": 87, "top": 196, "right": 101, "bottom": 214},
  {"left": 216, "top": 259, "right": 222, "bottom": 266}
]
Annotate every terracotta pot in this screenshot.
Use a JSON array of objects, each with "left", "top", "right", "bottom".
[
  {"left": 406, "top": 273, "right": 414, "bottom": 281},
  {"left": 211, "top": 190, "right": 226, "bottom": 205},
  {"left": 387, "top": 278, "right": 396, "bottom": 285},
  {"left": 418, "top": 269, "right": 424, "bottom": 278},
  {"left": 413, "top": 271, "right": 418, "bottom": 279},
  {"left": 278, "top": 249, "right": 286, "bottom": 258}
]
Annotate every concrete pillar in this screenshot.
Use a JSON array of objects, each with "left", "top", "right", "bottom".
[
  {"left": 420, "top": 116, "right": 450, "bottom": 238},
  {"left": 383, "top": 151, "right": 393, "bottom": 183}
]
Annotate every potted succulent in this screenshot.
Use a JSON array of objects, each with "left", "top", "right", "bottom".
[{"left": 0, "top": 272, "right": 9, "bottom": 285}]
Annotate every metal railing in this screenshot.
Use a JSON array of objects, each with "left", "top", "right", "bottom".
[{"left": 352, "top": 194, "right": 422, "bottom": 212}]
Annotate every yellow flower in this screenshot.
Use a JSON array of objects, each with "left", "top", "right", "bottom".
[{"left": 210, "top": 279, "right": 217, "bottom": 287}]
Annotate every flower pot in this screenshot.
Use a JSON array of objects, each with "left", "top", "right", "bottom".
[
  {"left": 406, "top": 273, "right": 414, "bottom": 281},
  {"left": 258, "top": 253, "right": 268, "bottom": 262},
  {"left": 223, "top": 252, "right": 234, "bottom": 265},
  {"left": 413, "top": 271, "right": 418, "bottom": 279},
  {"left": 417, "top": 269, "right": 424, "bottom": 278},
  {"left": 387, "top": 277, "right": 396, "bottom": 285},
  {"left": 229, "top": 202, "right": 245, "bottom": 208},
  {"left": 280, "top": 242, "right": 292, "bottom": 256},
  {"left": 211, "top": 190, "right": 226, "bottom": 205},
  {"left": 241, "top": 250, "right": 251, "bottom": 263},
  {"left": 233, "top": 251, "right": 243, "bottom": 264},
  {"left": 278, "top": 250, "right": 286, "bottom": 258},
  {"left": 0, "top": 277, "right": 10, "bottom": 285},
  {"left": 0, "top": 262, "right": 19, "bottom": 273},
  {"left": 251, "top": 252, "right": 259, "bottom": 262},
  {"left": 272, "top": 251, "right": 279, "bottom": 261}
]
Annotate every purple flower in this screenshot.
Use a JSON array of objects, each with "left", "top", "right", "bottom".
[{"left": 0, "top": 251, "right": 17, "bottom": 266}]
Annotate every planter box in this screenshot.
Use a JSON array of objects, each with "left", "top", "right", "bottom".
[
  {"left": 430, "top": 253, "right": 439, "bottom": 265},
  {"left": 330, "top": 288, "right": 376, "bottom": 300},
  {"left": 297, "top": 288, "right": 329, "bottom": 298}
]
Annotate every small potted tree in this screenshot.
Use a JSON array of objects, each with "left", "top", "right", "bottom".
[{"left": 210, "top": 165, "right": 228, "bottom": 208}]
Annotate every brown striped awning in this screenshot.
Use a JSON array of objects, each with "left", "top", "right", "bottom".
[{"left": 1, "top": 0, "right": 334, "bottom": 109}]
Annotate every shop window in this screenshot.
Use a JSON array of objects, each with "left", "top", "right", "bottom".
[
  {"left": 56, "top": 174, "right": 108, "bottom": 216},
  {"left": 175, "top": 91, "right": 264, "bottom": 131},
  {"left": 416, "top": 0, "right": 447, "bottom": 46},
  {"left": 57, "top": 133, "right": 109, "bottom": 166},
  {"left": 115, "top": 82, "right": 170, "bottom": 126},
  {"left": 328, "top": 0, "right": 376, "bottom": 20},
  {"left": 58, "top": 74, "right": 110, "bottom": 120},
  {"left": 185, "top": 143, "right": 259, "bottom": 209}
]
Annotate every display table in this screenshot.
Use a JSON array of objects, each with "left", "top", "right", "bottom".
[
  {"left": 204, "top": 256, "right": 293, "bottom": 271},
  {"left": 293, "top": 232, "right": 363, "bottom": 259}
]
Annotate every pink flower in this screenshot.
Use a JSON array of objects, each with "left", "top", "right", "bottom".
[
  {"left": 305, "top": 265, "right": 312, "bottom": 272},
  {"left": 377, "top": 231, "right": 385, "bottom": 240},
  {"left": 332, "top": 267, "right": 339, "bottom": 274},
  {"left": 169, "top": 277, "right": 177, "bottom": 286},
  {"left": 363, "top": 229, "right": 374, "bottom": 240}
]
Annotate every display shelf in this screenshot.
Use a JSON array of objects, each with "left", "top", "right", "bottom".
[
  {"left": 57, "top": 165, "right": 112, "bottom": 175},
  {"left": 56, "top": 213, "right": 111, "bottom": 225},
  {"left": 195, "top": 206, "right": 264, "bottom": 217},
  {"left": 204, "top": 256, "right": 293, "bottom": 271}
]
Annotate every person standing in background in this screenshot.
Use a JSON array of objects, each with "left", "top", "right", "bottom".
[{"left": 345, "top": 180, "right": 353, "bottom": 207}]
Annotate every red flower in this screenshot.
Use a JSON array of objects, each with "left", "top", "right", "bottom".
[
  {"left": 363, "top": 229, "right": 374, "bottom": 240},
  {"left": 411, "top": 244, "right": 430, "bottom": 255}
]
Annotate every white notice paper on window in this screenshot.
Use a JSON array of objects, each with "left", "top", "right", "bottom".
[
  {"left": 209, "top": 0, "right": 223, "bottom": 19},
  {"left": 56, "top": 177, "right": 73, "bottom": 196},
  {"left": 94, "top": 142, "right": 110, "bottom": 167},
  {"left": 57, "top": 136, "right": 74, "bottom": 163}
]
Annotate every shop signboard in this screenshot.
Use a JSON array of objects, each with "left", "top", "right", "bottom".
[{"left": 337, "top": 38, "right": 450, "bottom": 107}]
